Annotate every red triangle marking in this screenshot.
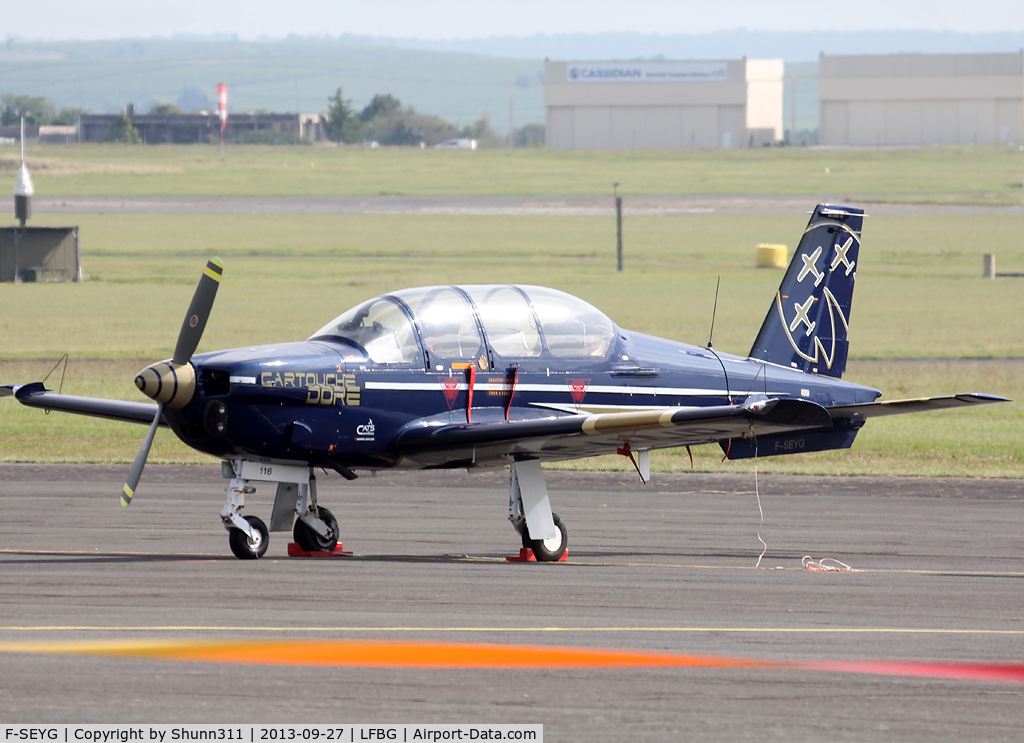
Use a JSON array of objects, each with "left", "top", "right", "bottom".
[
  {"left": 566, "top": 378, "right": 591, "bottom": 409},
  {"left": 438, "top": 377, "right": 460, "bottom": 410}
]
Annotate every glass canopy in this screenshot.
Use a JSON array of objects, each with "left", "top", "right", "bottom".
[
  {"left": 309, "top": 296, "right": 420, "bottom": 363},
  {"left": 312, "top": 285, "right": 615, "bottom": 363}
]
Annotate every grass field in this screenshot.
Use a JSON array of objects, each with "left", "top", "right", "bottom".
[
  {"left": 3, "top": 143, "right": 1024, "bottom": 202},
  {"left": 1, "top": 215, "right": 1021, "bottom": 476},
  {"left": 5, "top": 211, "right": 1023, "bottom": 359},
  {"left": 0, "top": 146, "right": 1021, "bottom": 476}
]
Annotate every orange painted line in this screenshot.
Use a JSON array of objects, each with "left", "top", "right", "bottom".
[
  {"left": 2, "top": 638, "right": 1023, "bottom": 683},
  {"left": 179, "top": 641, "right": 779, "bottom": 670},
  {"left": 0, "top": 638, "right": 777, "bottom": 670}
]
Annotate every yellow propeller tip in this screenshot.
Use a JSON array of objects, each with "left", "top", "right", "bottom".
[{"left": 204, "top": 258, "right": 224, "bottom": 282}]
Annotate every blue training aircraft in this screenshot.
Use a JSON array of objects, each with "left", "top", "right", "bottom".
[{"left": 2, "top": 204, "right": 1008, "bottom": 559}]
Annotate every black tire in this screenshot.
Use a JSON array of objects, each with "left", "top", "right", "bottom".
[
  {"left": 228, "top": 515, "right": 269, "bottom": 560},
  {"left": 526, "top": 512, "right": 568, "bottom": 562},
  {"left": 514, "top": 521, "right": 531, "bottom": 549},
  {"left": 293, "top": 506, "right": 339, "bottom": 553}
]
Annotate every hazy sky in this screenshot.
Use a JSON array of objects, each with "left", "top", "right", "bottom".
[{"left": 6, "top": 0, "right": 1024, "bottom": 41}]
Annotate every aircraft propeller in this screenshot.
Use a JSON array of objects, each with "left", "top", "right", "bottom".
[{"left": 121, "top": 258, "right": 223, "bottom": 507}]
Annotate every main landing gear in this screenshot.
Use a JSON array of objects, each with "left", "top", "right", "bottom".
[
  {"left": 508, "top": 458, "right": 568, "bottom": 561},
  {"left": 218, "top": 457, "right": 567, "bottom": 561},
  {"left": 293, "top": 506, "right": 339, "bottom": 553},
  {"left": 221, "top": 460, "right": 338, "bottom": 560}
]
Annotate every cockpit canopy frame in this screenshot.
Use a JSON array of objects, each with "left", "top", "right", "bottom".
[{"left": 310, "top": 284, "right": 618, "bottom": 366}]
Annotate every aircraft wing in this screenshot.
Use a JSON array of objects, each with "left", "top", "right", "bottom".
[
  {"left": 828, "top": 393, "right": 1010, "bottom": 420},
  {"left": 2, "top": 383, "right": 165, "bottom": 426},
  {"left": 394, "top": 397, "right": 832, "bottom": 468}
]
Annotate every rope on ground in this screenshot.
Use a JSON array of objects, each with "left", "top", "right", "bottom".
[
  {"left": 801, "top": 555, "right": 860, "bottom": 573},
  {"left": 753, "top": 441, "right": 767, "bottom": 569},
  {"left": 749, "top": 439, "right": 857, "bottom": 573}
]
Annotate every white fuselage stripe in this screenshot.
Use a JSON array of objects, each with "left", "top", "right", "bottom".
[
  {"left": 532, "top": 402, "right": 706, "bottom": 416},
  {"left": 363, "top": 381, "right": 732, "bottom": 397}
]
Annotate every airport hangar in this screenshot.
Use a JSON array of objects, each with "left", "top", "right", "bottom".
[
  {"left": 543, "top": 58, "right": 784, "bottom": 150},
  {"left": 819, "top": 51, "right": 1024, "bottom": 146}
]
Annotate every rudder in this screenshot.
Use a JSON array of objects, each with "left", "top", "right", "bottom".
[{"left": 749, "top": 204, "right": 864, "bottom": 378}]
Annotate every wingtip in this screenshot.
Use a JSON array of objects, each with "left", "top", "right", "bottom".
[{"left": 958, "top": 393, "right": 1013, "bottom": 404}]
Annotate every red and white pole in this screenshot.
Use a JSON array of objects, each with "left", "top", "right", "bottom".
[{"left": 217, "top": 83, "right": 228, "bottom": 160}]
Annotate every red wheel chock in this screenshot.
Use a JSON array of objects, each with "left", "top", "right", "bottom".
[
  {"left": 506, "top": 548, "right": 569, "bottom": 563},
  {"left": 287, "top": 543, "right": 353, "bottom": 557}
]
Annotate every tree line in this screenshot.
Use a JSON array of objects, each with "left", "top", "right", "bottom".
[
  {"left": 1, "top": 90, "right": 545, "bottom": 147},
  {"left": 323, "top": 88, "right": 494, "bottom": 146},
  {"left": 1, "top": 94, "right": 86, "bottom": 127},
  {"left": 323, "top": 88, "right": 543, "bottom": 147}
]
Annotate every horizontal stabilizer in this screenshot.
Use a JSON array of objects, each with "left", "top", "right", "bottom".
[{"left": 828, "top": 393, "right": 1010, "bottom": 420}]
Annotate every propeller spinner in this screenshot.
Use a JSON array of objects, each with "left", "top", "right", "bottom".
[{"left": 121, "top": 258, "right": 223, "bottom": 507}]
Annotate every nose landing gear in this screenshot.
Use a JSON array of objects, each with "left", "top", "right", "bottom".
[{"left": 221, "top": 459, "right": 338, "bottom": 559}]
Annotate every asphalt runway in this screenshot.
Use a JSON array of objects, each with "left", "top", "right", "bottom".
[
  {"left": 2, "top": 464, "right": 1023, "bottom": 741},
  {"left": 5, "top": 194, "right": 1024, "bottom": 216}
]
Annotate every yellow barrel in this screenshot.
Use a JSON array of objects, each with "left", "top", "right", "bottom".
[{"left": 756, "top": 244, "right": 787, "bottom": 268}]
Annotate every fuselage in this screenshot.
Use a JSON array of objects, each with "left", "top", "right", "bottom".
[{"left": 164, "top": 284, "right": 881, "bottom": 470}]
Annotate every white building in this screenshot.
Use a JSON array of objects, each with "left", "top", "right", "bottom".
[
  {"left": 819, "top": 52, "right": 1024, "bottom": 146},
  {"left": 544, "top": 58, "right": 784, "bottom": 150}
]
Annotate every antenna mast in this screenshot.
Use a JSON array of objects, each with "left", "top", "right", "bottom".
[{"left": 707, "top": 277, "right": 721, "bottom": 349}]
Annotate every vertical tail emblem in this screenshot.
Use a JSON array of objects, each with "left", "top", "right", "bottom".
[
  {"left": 775, "top": 284, "right": 850, "bottom": 371},
  {"left": 750, "top": 205, "right": 864, "bottom": 378},
  {"left": 774, "top": 224, "right": 858, "bottom": 372}
]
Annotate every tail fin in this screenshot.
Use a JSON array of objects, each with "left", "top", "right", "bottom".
[{"left": 749, "top": 204, "right": 864, "bottom": 378}]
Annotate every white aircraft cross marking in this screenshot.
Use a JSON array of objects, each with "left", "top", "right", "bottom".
[
  {"left": 797, "top": 246, "right": 824, "bottom": 286},
  {"left": 830, "top": 236, "right": 856, "bottom": 276},
  {"left": 789, "top": 295, "right": 817, "bottom": 336}
]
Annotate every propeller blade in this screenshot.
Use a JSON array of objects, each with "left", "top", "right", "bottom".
[
  {"left": 122, "top": 259, "right": 223, "bottom": 507},
  {"left": 172, "top": 258, "right": 223, "bottom": 366},
  {"left": 121, "top": 404, "right": 164, "bottom": 507}
]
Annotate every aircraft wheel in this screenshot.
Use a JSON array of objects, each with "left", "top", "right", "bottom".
[
  {"left": 228, "top": 515, "right": 269, "bottom": 560},
  {"left": 514, "top": 521, "right": 531, "bottom": 549},
  {"left": 293, "top": 507, "right": 339, "bottom": 553},
  {"left": 527, "top": 513, "right": 567, "bottom": 562}
]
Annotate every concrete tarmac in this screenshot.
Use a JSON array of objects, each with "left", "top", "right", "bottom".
[{"left": 1, "top": 464, "right": 1023, "bottom": 740}]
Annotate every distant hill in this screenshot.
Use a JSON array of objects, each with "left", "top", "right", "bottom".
[
  {"left": 0, "top": 38, "right": 545, "bottom": 133},
  {"left": 370, "top": 29, "right": 1024, "bottom": 63},
  {"left": 2, "top": 31, "right": 1020, "bottom": 137}
]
